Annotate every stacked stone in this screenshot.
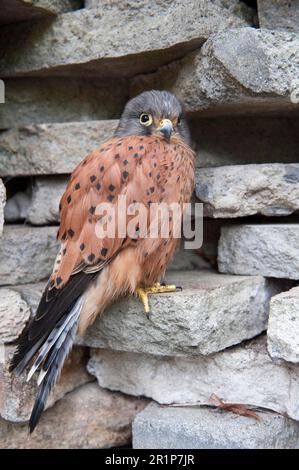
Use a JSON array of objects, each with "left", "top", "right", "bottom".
[{"left": 0, "top": 0, "right": 299, "bottom": 449}]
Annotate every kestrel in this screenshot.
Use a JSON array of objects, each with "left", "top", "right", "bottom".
[{"left": 10, "top": 90, "right": 195, "bottom": 432}]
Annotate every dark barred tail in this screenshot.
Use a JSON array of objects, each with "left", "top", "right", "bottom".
[
  {"left": 9, "top": 270, "right": 100, "bottom": 432},
  {"left": 28, "top": 297, "right": 83, "bottom": 433}
]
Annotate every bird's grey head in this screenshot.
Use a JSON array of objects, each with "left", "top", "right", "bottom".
[{"left": 114, "top": 90, "right": 191, "bottom": 145}]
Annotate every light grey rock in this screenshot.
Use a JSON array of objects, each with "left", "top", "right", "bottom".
[
  {"left": 133, "top": 403, "right": 299, "bottom": 449},
  {"left": 87, "top": 336, "right": 299, "bottom": 420},
  {"left": 78, "top": 270, "right": 277, "bottom": 356},
  {"left": 0, "top": 382, "right": 148, "bottom": 448},
  {"left": 0, "top": 1, "right": 252, "bottom": 78},
  {"left": 85, "top": 0, "right": 251, "bottom": 16},
  {"left": 258, "top": 0, "right": 299, "bottom": 33},
  {"left": 0, "top": 179, "right": 5, "bottom": 236},
  {"left": 0, "top": 225, "right": 58, "bottom": 285},
  {"left": 5, "top": 264, "right": 278, "bottom": 359},
  {"left": 0, "top": 78, "right": 126, "bottom": 128},
  {"left": 27, "top": 177, "right": 65, "bottom": 224},
  {"left": 268, "top": 286, "right": 299, "bottom": 363},
  {"left": 0, "top": 0, "right": 82, "bottom": 25},
  {"left": 0, "top": 282, "right": 45, "bottom": 344},
  {"left": 4, "top": 191, "right": 31, "bottom": 222},
  {"left": 12, "top": 282, "right": 45, "bottom": 315},
  {"left": 218, "top": 224, "right": 299, "bottom": 280},
  {"left": 0, "top": 121, "right": 117, "bottom": 176},
  {"left": 2, "top": 116, "right": 299, "bottom": 174},
  {"left": 196, "top": 164, "right": 299, "bottom": 217},
  {"left": 133, "top": 27, "right": 299, "bottom": 115},
  {"left": 191, "top": 116, "right": 299, "bottom": 168},
  {"left": 0, "top": 346, "right": 92, "bottom": 423},
  {"left": 0, "top": 289, "right": 31, "bottom": 343}
]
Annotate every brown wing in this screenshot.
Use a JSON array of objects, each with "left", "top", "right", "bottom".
[{"left": 51, "top": 134, "right": 168, "bottom": 289}]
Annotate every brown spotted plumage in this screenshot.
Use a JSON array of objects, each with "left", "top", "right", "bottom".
[{"left": 10, "top": 90, "right": 195, "bottom": 432}]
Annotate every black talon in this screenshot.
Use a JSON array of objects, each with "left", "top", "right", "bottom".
[{"left": 175, "top": 286, "right": 183, "bottom": 291}]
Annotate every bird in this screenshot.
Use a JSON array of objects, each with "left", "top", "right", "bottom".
[{"left": 10, "top": 90, "right": 195, "bottom": 433}]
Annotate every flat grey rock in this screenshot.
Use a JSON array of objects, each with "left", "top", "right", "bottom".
[
  {"left": 268, "top": 286, "right": 299, "bottom": 363},
  {"left": 133, "top": 403, "right": 299, "bottom": 449},
  {"left": 196, "top": 164, "right": 299, "bottom": 217},
  {"left": 0, "top": 78, "right": 126, "bottom": 129},
  {"left": 0, "top": 121, "right": 117, "bottom": 176},
  {"left": 0, "top": 346, "right": 92, "bottom": 422},
  {"left": 0, "top": 225, "right": 58, "bottom": 285},
  {"left": 0, "top": 382, "right": 148, "bottom": 447},
  {"left": 218, "top": 224, "right": 299, "bottom": 280},
  {"left": 27, "top": 177, "right": 65, "bottom": 224},
  {"left": 4, "top": 191, "right": 31, "bottom": 223},
  {"left": 2, "top": 116, "right": 299, "bottom": 172},
  {"left": 0, "top": 1, "right": 252, "bottom": 77},
  {"left": 1, "top": 270, "right": 282, "bottom": 358},
  {"left": 0, "top": 288, "right": 31, "bottom": 343},
  {"left": 258, "top": 0, "right": 299, "bottom": 33},
  {"left": 87, "top": 336, "right": 299, "bottom": 420},
  {"left": 79, "top": 270, "right": 282, "bottom": 356},
  {"left": 133, "top": 27, "right": 299, "bottom": 115}
]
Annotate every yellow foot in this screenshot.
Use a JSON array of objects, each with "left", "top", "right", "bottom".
[
  {"left": 137, "top": 287, "right": 150, "bottom": 316},
  {"left": 137, "top": 283, "right": 179, "bottom": 318}
]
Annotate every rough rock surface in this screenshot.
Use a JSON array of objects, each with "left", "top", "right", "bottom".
[
  {"left": 2, "top": 270, "right": 277, "bottom": 357},
  {"left": 79, "top": 270, "right": 280, "bottom": 356},
  {"left": 87, "top": 336, "right": 299, "bottom": 420},
  {"left": 133, "top": 28, "right": 299, "bottom": 115},
  {"left": 218, "top": 224, "right": 299, "bottom": 280},
  {"left": 0, "top": 225, "right": 58, "bottom": 285},
  {"left": 0, "top": 179, "right": 5, "bottom": 236},
  {"left": 0, "top": 1, "right": 252, "bottom": 77},
  {"left": 0, "top": 121, "right": 118, "bottom": 176},
  {"left": 196, "top": 164, "right": 299, "bottom": 217},
  {"left": 27, "top": 177, "right": 65, "bottom": 224},
  {"left": 12, "top": 282, "right": 45, "bottom": 316},
  {"left": 0, "top": 347, "right": 92, "bottom": 422},
  {"left": 133, "top": 403, "right": 299, "bottom": 449},
  {"left": 0, "top": 79, "right": 126, "bottom": 128},
  {"left": 0, "top": 289, "right": 31, "bottom": 343},
  {"left": 268, "top": 286, "right": 299, "bottom": 363},
  {"left": 3, "top": 117, "right": 299, "bottom": 174},
  {"left": 0, "top": 383, "right": 148, "bottom": 448},
  {"left": 258, "top": 0, "right": 299, "bottom": 33},
  {"left": 4, "top": 191, "right": 30, "bottom": 223}
]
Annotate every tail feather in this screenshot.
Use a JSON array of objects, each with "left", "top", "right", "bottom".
[
  {"left": 13, "top": 334, "right": 48, "bottom": 377},
  {"left": 26, "top": 302, "right": 80, "bottom": 382},
  {"left": 28, "top": 297, "right": 83, "bottom": 433},
  {"left": 10, "top": 271, "right": 98, "bottom": 375},
  {"left": 9, "top": 270, "right": 101, "bottom": 432}
]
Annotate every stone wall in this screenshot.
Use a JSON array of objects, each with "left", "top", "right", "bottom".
[{"left": 0, "top": 0, "right": 299, "bottom": 449}]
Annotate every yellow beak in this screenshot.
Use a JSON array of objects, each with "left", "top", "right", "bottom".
[{"left": 157, "top": 118, "right": 173, "bottom": 141}]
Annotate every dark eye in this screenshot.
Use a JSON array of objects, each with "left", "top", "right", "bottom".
[
  {"left": 177, "top": 115, "right": 182, "bottom": 125},
  {"left": 140, "top": 113, "right": 153, "bottom": 126}
]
